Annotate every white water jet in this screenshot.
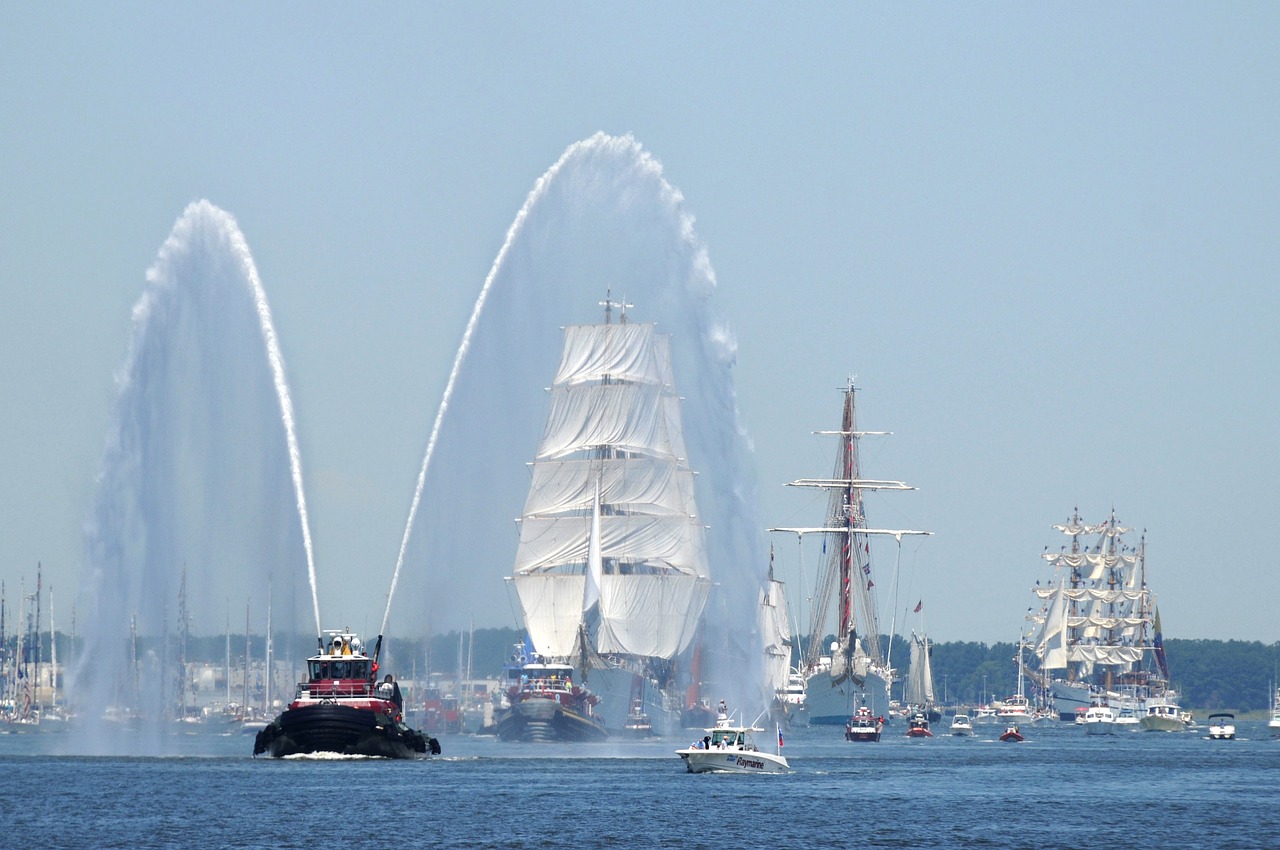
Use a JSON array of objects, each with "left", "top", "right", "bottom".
[
  {"left": 390, "top": 133, "right": 768, "bottom": 712},
  {"left": 72, "top": 201, "right": 318, "bottom": 753}
]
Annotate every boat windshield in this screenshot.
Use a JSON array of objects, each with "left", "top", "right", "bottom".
[
  {"left": 310, "top": 660, "right": 370, "bottom": 680},
  {"left": 711, "top": 730, "right": 745, "bottom": 747}
]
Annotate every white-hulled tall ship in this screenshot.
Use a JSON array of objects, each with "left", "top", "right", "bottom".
[
  {"left": 505, "top": 297, "right": 712, "bottom": 737},
  {"left": 770, "top": 380, "right": 930, "bottom": 726},
  {"left": 253, "top": 630, "right": 438, "bottom": 758},
  {"left": 1025, "top": 509, "right": 1175, "bottom": 721}
]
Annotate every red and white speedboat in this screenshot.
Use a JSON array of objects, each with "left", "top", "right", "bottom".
[
  {"left": 845, "top": 706, "right": 883, "bottom": 742},
  {"left": 905, "top": 711, "right": 933, "bottom": 738},
  {"left": 253, "top": 630, "right": 437, "bottom": 758},
  {"left": 999, "top": 724, "right": 1025, "bottom": 743}
]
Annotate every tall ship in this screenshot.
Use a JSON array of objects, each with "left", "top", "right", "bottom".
[
  {"left": 505, "top": 297, "right": 712, "bottom": 737},
  {"left": 1025, "top": 509, "right": 1173, "bottom": 720},
  {"left": 771, "top": 380, "right": 930, "bottom": 726}
]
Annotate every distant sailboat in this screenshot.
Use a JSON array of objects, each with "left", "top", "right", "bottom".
[
  {"left": 1026, "top": 509, "right": 1177, "bottom": 721},
  {"left": 759, "top": 548, "right": 795, "bottom": 726},
  {"left": 904, "top": 629, "right": 939, "bottom": 723}
]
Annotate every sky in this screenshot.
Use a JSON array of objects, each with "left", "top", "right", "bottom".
[{"left": 2, "top": 4, "right": 1277, "bottom": 647}]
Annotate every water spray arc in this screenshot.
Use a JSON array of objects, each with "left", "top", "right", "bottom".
[
  {"left": 388, "top": 132, "right": 768, "bottom": 716},
  {"left": 75, "top": 200, "right": 319, "bottom": 752}
]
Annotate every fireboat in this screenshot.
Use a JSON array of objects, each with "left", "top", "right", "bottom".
[{"left": 253, "top": 629, "right": 440, "bottom": 758}]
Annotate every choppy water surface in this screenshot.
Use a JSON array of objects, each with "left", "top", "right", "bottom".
[{"left": 3, "top": 720, "right": 1277, "bottom": 849}]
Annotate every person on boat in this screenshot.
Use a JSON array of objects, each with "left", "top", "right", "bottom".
[
  {"left": 390, "top": 676, "right": 404, "bottom": 712},
  {"left": 377, "top": 674, "right": 404, "bottom": 713}
]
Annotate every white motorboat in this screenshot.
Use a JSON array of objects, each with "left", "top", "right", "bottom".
[
  {"left": 1207, "top": 712, "right": 1236, "bottom": 740},
  {"left": 1113, "top": 698, "right": 1141, "bottom": 730},
  {"left": 1140, "top": 697, "right": 1188, "bottom": 732},
  {"left": 996, "top": 693, "right": 1034, "bottom": 722},
  {"left": 972, "top": 706, "right": 999, "bottom": 725},
  {"left": 1269, "top": 686, "right": 1280, "bottom": 738},
  {"left": 949, "top": 714, "right": 974, "bottom": 736},
  {"left": 677, "top": 712, "right": 790, "bottom": 774},
  {"left": 1081, "top": 702, "right": 1117, "bottom": 736}
]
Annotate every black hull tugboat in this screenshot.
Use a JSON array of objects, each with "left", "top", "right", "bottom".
[{"left": 254, "top": 629, "right": 440, "bottom": 758}]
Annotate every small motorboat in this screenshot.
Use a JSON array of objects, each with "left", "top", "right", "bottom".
[
  {"left": 905, "top": 711, "right": 933, "bottom": 738},
  {"left": 999, "top": 724, "right": 1024, "bottom": 743},
  {"left": 1082, "top": 702, "right": 1117, "bottom": 736},
  {"left": 676, "top": 706, "right": 790, "bottom": 774},
  {"left": 1207, "top": 712, "right": 1236, "bottom": 740},
  {"left": 949, "top": 714, "right": 974, "bottom": 736},
  {"left": 622, "top": 699, "right": 653, "bottom": 738},
  {"left": 845, "top": 706, "right": 883, "bottom": 742}
]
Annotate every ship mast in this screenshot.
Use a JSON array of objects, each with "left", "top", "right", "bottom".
[{"left": 770, "top": 380, "right": 929, "bottom": 684}]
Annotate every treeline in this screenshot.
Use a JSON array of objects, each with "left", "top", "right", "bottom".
[
  {"left": 792, "top": 635, "right": 1280, "bottom": 712},
  {"left": 11, "top": 629, "right": 1278, "bottom": 711},
  {"left": 925, "top": 638, "right": 1280, "bottom": 712}
]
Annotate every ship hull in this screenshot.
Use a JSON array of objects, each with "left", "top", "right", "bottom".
[
  {"left": 801, "top": 669, "right": 891, "bottom": 726},
  {"left": 586, "top": 666, "right": 683, "bottom": 735},
  {"left": 495, "top": 696, "right": 608, "bottom": 743},
  {"left": 253, "top": 704, "right": 432, "bottom": 759},
  {"left": 677, "top": 749, "right": 789, "bottom": 774},
  {"left": 845, "top": 725, "right": 881, "bottom": 742},
  {"left": 1048, "top": 680, "right": 1093, "bottom": 721}
]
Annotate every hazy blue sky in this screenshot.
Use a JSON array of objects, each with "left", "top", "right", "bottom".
[{"left": 2, "top": 4, "right": 1277, "bottom": 645}]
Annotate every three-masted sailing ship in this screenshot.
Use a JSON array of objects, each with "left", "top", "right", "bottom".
[
  {"left": 1025, "top": 508, "right": 1173, "bottom": 720},
  {"left": 771, "top": 380, "right": 930, "bottom": 726},
  {"left": 504, "top": 297, "right": 712, "bottom": 737}
]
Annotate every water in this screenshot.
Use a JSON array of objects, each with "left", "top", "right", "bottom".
[
  {"left": 74, "top": 201, "right": 318, "bottom": 751},
  {"left": 4, "top": 721, "right": 1276, "bottom": 848}
]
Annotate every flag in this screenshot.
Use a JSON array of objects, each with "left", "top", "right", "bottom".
[
  {"left": 914, "top": 600, "right": 923, "bottom": 614},
  {"left": 778, "top": 725, "right": 784, "bottom": 748}
]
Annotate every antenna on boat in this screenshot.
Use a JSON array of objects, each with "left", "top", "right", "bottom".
[{"left": 599, "top": 290, "right": 632, "bottom": 325}]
